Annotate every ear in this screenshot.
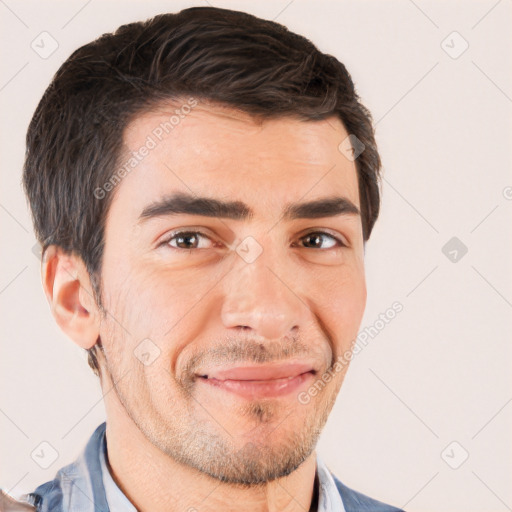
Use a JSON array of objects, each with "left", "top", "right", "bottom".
[{"left": 41, "top": 245, "right": 101, "bottom": 349}]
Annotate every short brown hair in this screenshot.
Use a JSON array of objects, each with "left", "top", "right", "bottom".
[{"left": 23, "top": 6, "right": 382, "bottom": 375}]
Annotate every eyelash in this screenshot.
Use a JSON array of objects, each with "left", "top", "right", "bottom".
[{"left": 159, "top": 230, "right": 347, "bottom": 251}]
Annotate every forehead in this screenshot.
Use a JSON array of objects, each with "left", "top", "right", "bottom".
[{"left": 113, "top": 101, "right": 360, "bottom": 221}]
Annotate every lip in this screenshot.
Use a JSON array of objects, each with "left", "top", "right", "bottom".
[
  {"left": 199, "top": 362, "right": 315, "bottom": 381},
  {"left": 196, "top": 362, "right": 316, "bottom": 400}
]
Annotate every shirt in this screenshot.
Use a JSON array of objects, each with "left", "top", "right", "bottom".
[{"left": 24, "top": 422, "right": 405, "bottom": 511}]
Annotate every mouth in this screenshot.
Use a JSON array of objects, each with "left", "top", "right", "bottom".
[{"left": 196, "top": 362, "right": 317, "bottom": 400}]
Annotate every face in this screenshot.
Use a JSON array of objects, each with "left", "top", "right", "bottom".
[{"left": 97, "top": 101, "right": 367, "bottom": 485}]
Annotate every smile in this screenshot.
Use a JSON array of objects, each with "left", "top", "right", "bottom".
[{"left": 197, "top": 363, "right": 316, "bottom": 399}]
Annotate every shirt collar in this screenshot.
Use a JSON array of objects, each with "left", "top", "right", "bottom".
[
  {"left": 99, "top": 434, "right": 345, "bottom": 512},
  {"left": 315, "top": 453, "right": 346, "bottom": 512}
]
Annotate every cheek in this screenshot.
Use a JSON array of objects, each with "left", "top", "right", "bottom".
[
  {"left": 101, "top": 262, "right": 222, "bottom": 357},
  {"left": 315, "top": 268, "right": 367, "bottom": 354}
]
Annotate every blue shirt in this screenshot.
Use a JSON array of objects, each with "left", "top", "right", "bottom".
[{"left": 21, "top": 423, "right": 404, "bottom": 511}]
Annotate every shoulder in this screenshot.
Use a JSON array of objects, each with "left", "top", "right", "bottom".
[
  {"left": 332, "top": 474, "right": 406, "bottom": 512},
  {"left": 0, "top": 490, "right": 36, "bottom": 511},
  {"left": 5, "top": 465, "right": 76, "bottom": 512},
  {"left": 6, "top": 423, "right": 108, "bottom": 512}
]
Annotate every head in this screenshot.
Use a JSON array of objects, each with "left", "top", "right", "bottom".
[{"left": 23, "top": 7, "right": 381, "bottom": 485}]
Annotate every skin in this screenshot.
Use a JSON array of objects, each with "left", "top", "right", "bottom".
[{"left": 42, "top": 101, "right": 367, "bottom": 512}]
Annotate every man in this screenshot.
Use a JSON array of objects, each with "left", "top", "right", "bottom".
[{"left": 4, "top": 6, "right": 404, "bottom": 512}]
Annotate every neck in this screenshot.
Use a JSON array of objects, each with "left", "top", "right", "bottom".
[{"left": 103, "top": 389, "right": 318, "bottom": 512}]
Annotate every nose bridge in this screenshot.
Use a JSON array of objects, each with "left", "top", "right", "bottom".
[{"left": 221, "top": 240, "right": 307, "bottom": 340}]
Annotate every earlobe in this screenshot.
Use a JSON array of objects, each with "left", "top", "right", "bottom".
[{"left": 41, "top": 245, "right": 100, "bottom": 350}]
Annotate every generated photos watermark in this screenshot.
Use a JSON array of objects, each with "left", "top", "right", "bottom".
[
  {"left": 93, "top": 97, "right": 198, "bottom": 200},
  {"left": 297, "top": 301, "right": 403, "bottom": 404}
]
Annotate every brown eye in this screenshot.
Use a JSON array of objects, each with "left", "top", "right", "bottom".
[
  {"left": 163, "top": 231, "right": 214, "bottom": 250},
  {"left": 300, "top": 232, "right": 344, "bottom": 249}
]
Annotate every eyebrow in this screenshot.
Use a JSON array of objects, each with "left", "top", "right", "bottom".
[{"left": 138, "top": 192, "right": 360, "bottom": 223}]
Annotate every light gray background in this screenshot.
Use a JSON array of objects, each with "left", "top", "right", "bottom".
[{"left": 1, "top": 1, "right": 511, "bottom": 511}]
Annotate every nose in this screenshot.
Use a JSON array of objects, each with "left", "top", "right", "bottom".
[{"left": 220, "top": 249, "right": 309, "bottom": 341}]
